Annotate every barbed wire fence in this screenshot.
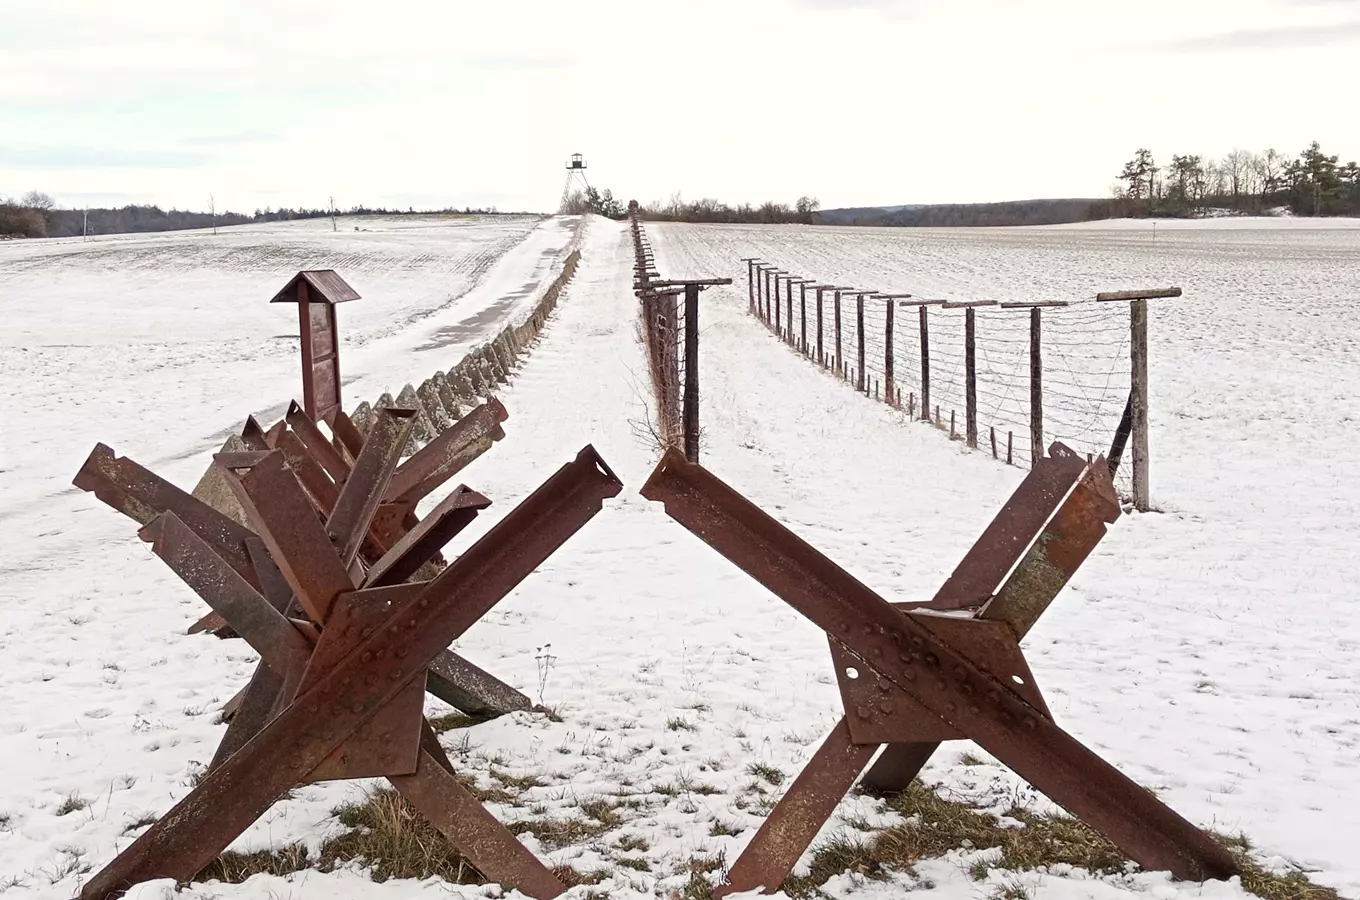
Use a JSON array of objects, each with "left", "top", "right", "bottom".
[{"left": 741, "top": 261, "right": 1175, "bottom": 509}]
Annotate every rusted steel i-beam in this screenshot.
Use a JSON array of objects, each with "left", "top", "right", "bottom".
[
  {"left": 77, "top": 446, "right": 623, "bottom": 900},
  {"left": 640, "top": 448, "right": 1239, "bottom": 891}
]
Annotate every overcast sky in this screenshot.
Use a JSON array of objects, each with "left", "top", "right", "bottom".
[{"left": 3, "top": 0, "right": 1357, "bottom": 214}]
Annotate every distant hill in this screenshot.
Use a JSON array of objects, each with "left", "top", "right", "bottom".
[{"left": 817, "top": 198, "right": 1112, "bottom": 227}]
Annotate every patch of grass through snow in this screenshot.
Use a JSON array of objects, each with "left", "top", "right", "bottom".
[{"left": 781, "top": 779, "right": 1342, "bottom": 900}]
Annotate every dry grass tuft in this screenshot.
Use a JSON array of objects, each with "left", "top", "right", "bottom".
[{"left": 784, "top": 779, "right": 1342, "bottom": 900}]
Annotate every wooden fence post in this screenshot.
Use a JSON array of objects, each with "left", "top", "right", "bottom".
[
  {"left": 919, "top": 305, "right": 930, "bottom": 421},
  {"left": 965, "top": 307, "right": 978, "bottom": 448},
  {"left": 773, "top": 275, "right": 782, "bottom": 336},
  {"left": 816, "top": 288, "right": 825, "bottom": 367},
  {"left": 826, "top": 289, "right": 837, "bottom": 372},
  {"left": 884, "top": 300, "right": 895, "bottom": 407},
  {"left": 1131, "top": 298, "right": 1150, "bottom": 510},
  {"left": 786, "top": 279, "right": 795, "bottom": 345},
  {"left": 1029, "top": 307, "right": 1043, "bottom": 466},
  {"left": 800, "top": 283, "right": 808, "bottom": 353},
  {"left": 856, "top": 294, "right": 866, "bottom": 393},
  {"left": 741, "top": 259, "right": 757, "bottom": 315},
  {"left": 683, "top": 284, "right": 700, "bottom": 463}
]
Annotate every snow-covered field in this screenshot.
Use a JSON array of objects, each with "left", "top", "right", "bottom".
[{"left": 0, "top": 215, "right": 1355, "bottom": 900}]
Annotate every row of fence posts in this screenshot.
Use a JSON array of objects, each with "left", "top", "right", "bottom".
[
  {"left": 628, "top": 202, "right": 730, "bottom": 462},
  {"left": 739, "top": 258, "right": 1176, "bottom": 511}
]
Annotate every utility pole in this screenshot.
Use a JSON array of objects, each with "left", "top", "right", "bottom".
[
  {"left": 82, "top": 208, "right": 89, "bottom": 242},
  {"left": 209, "top": 193, "right": 216, "bottom": 236},
  {"left": 330, "top": 196, "right": 337, "bottom": 232}
]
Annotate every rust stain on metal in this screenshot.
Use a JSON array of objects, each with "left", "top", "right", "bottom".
[
  {"left": 74, "top": 443, "right": 261, "bottom": 591},
  {"left": 227, "top": 450, "right": 354, "bottom": 625},
  {"left": 365, "top": 486, "right": 491, "bottom": 588},
  {"left": 715, "top": 719, "right": 875, "bottom": 898},
  {"left": 325, "top": 407, "right": 415, "bottom": 568},
  {"left": 385, "top": 398, "right": 508, "bottom": 505}
]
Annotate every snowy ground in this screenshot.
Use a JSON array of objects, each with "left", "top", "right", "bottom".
[{"left": 0, "top": 215, "right": 1354, "bottom": 899}]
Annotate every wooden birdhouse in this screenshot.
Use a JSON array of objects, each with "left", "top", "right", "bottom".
[{"left": 270, "top": 270, "right": 360, "bottom": 423}]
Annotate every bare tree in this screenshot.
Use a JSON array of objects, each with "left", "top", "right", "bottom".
[
  {"left": 1222, "top": 149, "right": 1250, "bottom": 208},
  {"left": 1253, "top": 148, "right": 1285, "bottom": 205},
  {"left": 20, "top": 190, "right": 55, "bottom": 211}
]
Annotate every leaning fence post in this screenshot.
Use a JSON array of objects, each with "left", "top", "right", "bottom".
[
  {"left": 1107, "top": 393, "right": 1134, "bottom": 478},
  {"left": 965, "top": 307, "right": 978, "bottom": 448},
  {"left": 919, "top": 305, "right": 930, "bottom": 421},
  {"left": 884, "top": 299, "right": 895, "bottom": 407},
  {"left": 1029, "top": 307, "right": 1043, "bottom": 467},
  {"left": 856, "top": 294, "right": 867, "bottom": 393},
  {"left": 786, "top": 278, "right": 796, "bottom": 345},
  {"left": 1130, "top": 299, "right": 1150, "bottom": 510}
]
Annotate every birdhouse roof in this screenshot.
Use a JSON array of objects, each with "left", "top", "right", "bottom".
[{"left": 269, "top": 270, "right": 361, "bottom": 304}]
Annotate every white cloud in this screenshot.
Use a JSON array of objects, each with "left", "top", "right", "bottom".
[{"left": 2, "top": 0, "right": 1357, "bottom": 213}]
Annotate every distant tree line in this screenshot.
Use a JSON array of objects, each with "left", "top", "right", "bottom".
[
  {"left": 0, "top": 194, "right": 516, "bottom": 239},
  {"left": 824, "top": 198, "right": 1110, "bottom": 227},
  {"left": 563, "top": 187, "right": 822, "bottom": 225},
  {"left": 1115, "top": 142, "right": 1360, "bottom": 217},
  {"left": 640, "top": 194, "right": 821, "bottom": 225}
]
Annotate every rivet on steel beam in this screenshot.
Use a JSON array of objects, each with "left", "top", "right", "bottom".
[
  {"left": 924, "top": 653, "right": 939, "bottom": 667},
  {"left": 903, "top": 670, "right": 917, "bottom": 682},
  {"left": 389, "top": 668, "right": 403, "bottom": 680},
  {"left": 362, "top": 652, "right": 373, "bottom": 662},
  {"left": 351, "top": 702, "right": 364, "bottom": 713},
  {"left": 856, "top": 706, "right": 870, "bottom": 720},
  {"left": 935, "top": 679, "right": 946, "bottom": 690},
  {"left": 946, "top": 702, "right": 957, "bottom": 714},
  {"left": 396, "top": 648, "right": 409, "bottom": 659},
  {"left": 365, "top": 674, "right": 378, "bottom": 685}
]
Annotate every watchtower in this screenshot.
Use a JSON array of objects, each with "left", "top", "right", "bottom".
[{"left": 560, "top": 153, "right": 591, "bottom": 212}]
